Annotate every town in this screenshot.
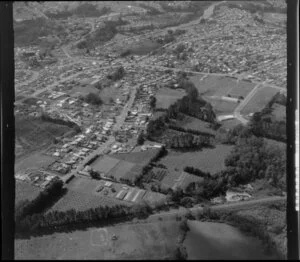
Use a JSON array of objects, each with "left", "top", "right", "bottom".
[{"left": 13, "top": 1, "right": 287, "bottom": 260}]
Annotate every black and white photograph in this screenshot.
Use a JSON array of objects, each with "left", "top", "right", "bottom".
[{"left": 1, "top": 0, "right": 299, "bottom": 260}]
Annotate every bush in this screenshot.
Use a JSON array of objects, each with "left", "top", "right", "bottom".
[{"left": 84, "top": 92, "right": 103, "bottom": 105}]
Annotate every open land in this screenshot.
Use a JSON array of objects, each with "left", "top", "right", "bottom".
[{"left": 15, "top": 221, "right": 181, "bottom": 260}]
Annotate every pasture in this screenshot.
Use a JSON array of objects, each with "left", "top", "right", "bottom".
[
  {"left": 15, "top": 181, "right": 42, "bottom": 204},
  {"left": 91, "top": 156, "right": 121, "bottom": 174},
  {"left": 15, "top": 151, "right": 56, "bottom": 173},
  {"left": 204, "top": 97, "right": 238, "bottom": 115},
  {"left": 189, "top": 75, "right": 236, "bottom": 96},
  {"left": 221, "top": 118, "right": 242, "bottom": 130},
  {"left": 158, "top": 144, "right": 234, "bottom": 174},
  {"left": 241, "top": 86, "right": 279, "bottom": 115},
  {"left": 14, "top": 221, "right": 181, "bottom": 260},
  {"left": 155, "top": 87, "right": 186, "bottom": 109},
  {"left": 227, "top": 80, "right": 255, "bottom": 98},
  {"left": 171, "top": 114, "right": 216, "bottom": 135}
]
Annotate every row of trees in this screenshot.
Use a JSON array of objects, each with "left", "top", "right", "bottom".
[
  {"left": 41, "top": 112, "right": 81, "bottom": 132},
  {"left": 167, "top": 133, "right": 213, "bottom": 149},
  {"left": 168, "top": 124, "right": 215, "bottom": 138},
  {"left": 16, "top": 202, "right": 153, "bottom": 236},
  {"left": 184, "top": 166, "right": 211, "bottom": 179}
]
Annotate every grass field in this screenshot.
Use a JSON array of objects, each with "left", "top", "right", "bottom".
[
  {"left": 155, "top": 87, "right": 186, "bottom": 109},
  {"left": 15, "top": 180, "right": 42, "bottom": 204},
  {"left": 15, "top": 221, "right": 181, "bottom": 259},
  {"left": 15, "top": 151, "right": 56, "bottom": 173},
  {"left": 158, "top": 144, "right": 234, "bottom": 174},
  {"left": 125, "top": 39, "right": 161, "bottom": 55},
  {"left": 91, "top": 156, "right": 121, "bottom": 174},
  {"left": 221, "top": 118, "right": 242, "bottom": 130},
  {"left": 15, "top": 116, "right": 72, "bottom": 158},
  {"left": 107, "top": 160, "right": 136, "bottom": 180},
  {"left": 189, "top": 75, "right": 236, "bottom": 97},
  {"left": 204, "top": 97, "right": 238, "bottom": 115},
  {"left": 169, "top": 171, "right": 204, "bottom": 190},
  {"left": 227, "top": 80, "right": 255, "bottom": 98},
  {"left": 241, "top": 86, "right": 279, "bottom": 115},
  {"left": 99, "top": 82, "right": 120, "bottom": 104},
  {"left": 171, "top": 114, "right": 216, "bottom": 135}
]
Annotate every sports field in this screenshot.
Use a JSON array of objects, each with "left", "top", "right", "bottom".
[{"left": 15, "top": 221, "right": 181, "bottom": 259}]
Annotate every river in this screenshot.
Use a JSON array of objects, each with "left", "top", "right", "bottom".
[{"left": 183, "top": 220, "right": 278, "bottom": 260}]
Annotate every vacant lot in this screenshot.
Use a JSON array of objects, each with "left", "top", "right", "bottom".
[
  {"left": 158, "top": 144, "right": 233, "bottom": 174},
  {"left": 15, "top": 221, "right": 181, "bottom": 259},
  {"left": 171, "top": 114, "right": 216, "bottom": 135},
  {"left": 155, "top": 87, "right": 186, "bottom": 109},
  {"left": 241, "top": 86, "right": 279, "bottom": 115},
  {"left": 15, "top": 180, "right": 42, "bottom": 204}
]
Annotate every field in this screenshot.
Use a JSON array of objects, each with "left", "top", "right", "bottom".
[
  {"left": 167, "top": 171, "right": 204, "bottom": 190},
  {"left": 99, "top": 82, "right": 120, "bottom": 104},
  {"left": 240, "top": 86, "right": 279, "bottom": 115},
  {"left": 107, "top": 160, "right": 136, "bottom": 180},
  {"left": 189, "top": 75, "right": 236, "bottom": 96},
  {"left": 221, "top": 118, "right": 242, "bottom": 130},
  {"left": 204, "top": 97, "right": 238, "bottom": 115},
  {"left": 15, "top": 116, "right": 72, "bottom": 158},
  {"left": 15, "top": 151, "right": 56, "bottom": 173},
  {"left": 15, "top": 180, "right": 42, "bottom": 204},
  {"left": 155, "top": 87, "right": 186, "bottom": 109},
  {"left": 171, "top": 114, "right": 216, "bottom": 135},
  {"left": 158, "top": 144, "right": 234, "bottom": 174},
  {"left": 125, "top": 39, "right": 161, "bottom": 55},
  {"left": 69, "top": 85, "right": 100, "bottom": 96},
  {"left": 227, "top": 80, "right": 255, "bottom": 98},
  {"left": 50, "top": 190, "right": 132, "bottom": 212},
  {"left": 15, "top": 221, "right": 181, "bottom": 259},
  {"left": 91, "top": 156, "right": 121, "bottom": 174},
  {"left": 271, "top": 103, "right": 286, "bottom": 121}
]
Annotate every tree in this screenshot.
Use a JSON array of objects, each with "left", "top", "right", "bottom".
[
  {"left": 84, "top": 92, "right": 103, "bottom": 105},
  {"left": 149, "top": 96, "right": 156, "bottom": 109},
  {"left": 137, "top": 132, "right": 145, "bottom": 145}
]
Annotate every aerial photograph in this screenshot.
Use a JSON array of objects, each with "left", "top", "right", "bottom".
[{"left": 13, "top": 0, "right": 287, "bottom": 260}]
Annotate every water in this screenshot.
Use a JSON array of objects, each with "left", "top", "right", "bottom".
[{"left": 184, "top": 221, "right": 278, "bottom": 260}]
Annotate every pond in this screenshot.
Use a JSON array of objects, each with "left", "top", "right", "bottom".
[{"left": 183, "top": 221, "right": 278, "bottom": 260}]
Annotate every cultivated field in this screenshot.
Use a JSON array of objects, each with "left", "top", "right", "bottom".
[
  {"left": 158, "top": 144, "right": 234, "bottom": 174},
  {"left": 240, "top": 86, "right": 279, "bottom": 115},
  {"left": 155, "top": 87, "right": 186, "bottom": 109},
  {"left": 15, "top": 221, "right": 181, "bottom": 259},
  {"left": 15, "top": 180, "right": 42, "bottom": 204}
]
